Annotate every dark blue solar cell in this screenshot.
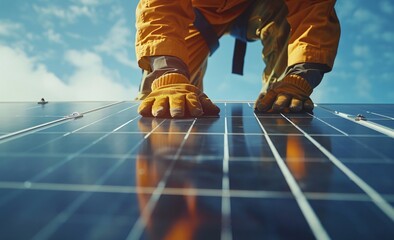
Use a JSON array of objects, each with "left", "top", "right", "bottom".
[
  {"left": 0, "top": 102, "right": 392, "bottom": 239},
  {"left": 284, "top": 161, "right": 364, "bottom": 194},
  {"left": 231, "top": 198, "right": 315, "bottom": 240},
  {"left": 165, "top": 159, "right": 223, "bottom": 189},
  {"left": 0, "top": 133, "right": 64, "bottom": 153},
  {"left": 227, "top": 116, "right": 264, "bottom": 133},
  {"left": 344, "top": 163, "right": 394, "bottom": 194},
  {"left": 0, "top": 155, "right": 65, "bottom": 182},
  {"left": 310, "top": 200, "right": 394, "bottom": 240},
  {"left": 229, "top": 161, "right": 290, "bottom": 192},
  {"left": 49, "top": 192, "right": 140, "bottom": 240},
  {"left": 0, "top": 189, "right": 81, "bottom": 240},
  {"left": 147, "top": 194, "right": 222, "bottom": 240}
]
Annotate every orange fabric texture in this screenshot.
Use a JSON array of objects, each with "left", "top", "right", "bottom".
[
  {"left": 284, "top": 0, "right": 341, "bottom": 68},
  {"left": 135, "top": 0, "right": 340, "bottom": 115},
  {"left": 135, "top": 0, "right": 340, "bottom": 71}
]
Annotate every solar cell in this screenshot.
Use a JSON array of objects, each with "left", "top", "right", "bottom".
[{"left": 0, "top": 101, "right": 393, "bottom": 239}]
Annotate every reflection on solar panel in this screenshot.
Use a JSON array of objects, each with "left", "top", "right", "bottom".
[{"left": 0, "top": 101, "right": 393, "bottom": 239}]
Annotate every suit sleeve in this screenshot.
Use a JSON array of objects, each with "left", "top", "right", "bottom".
[
  {"left": 284, "top": 0, "right": 341, "bottom": 69},
  {"left": 135, "top": 0, "right": 194, "bottom": 71}
]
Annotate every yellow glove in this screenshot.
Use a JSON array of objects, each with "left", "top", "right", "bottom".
[
  {"left": 254, "top": 75, "right": 314, "bottom": 113},
  {"left": 138, "top": 73, "right": 220, "bottom": 118}
]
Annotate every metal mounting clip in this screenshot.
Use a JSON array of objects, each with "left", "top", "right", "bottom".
[
  {"left": 67, "top": 112, "right": 84, "bottom": 119},
  {"left": 37, "top": 98, "right": 48, "bottom": 105},
  {"left": 355, "top": 114, "right": 366, "bottom": 121}
]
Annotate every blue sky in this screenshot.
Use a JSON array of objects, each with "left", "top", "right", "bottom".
[{"left": 0, "top": 0, "right": 393, "bottom": 103}]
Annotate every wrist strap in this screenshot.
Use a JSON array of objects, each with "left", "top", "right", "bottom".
[
  {"left": 283, "top": 75, "right": 313, "bottom": 95},
  {"left": 151, "top": 73, "right": 190, "bottom": 91}
]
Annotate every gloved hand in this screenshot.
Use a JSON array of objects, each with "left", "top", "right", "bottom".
[
  {"left": 138, "top": 73, "right": 220, "bottom": 118},
  {"left": 254, "top": 74, "right": 314, "bottom": 113}
]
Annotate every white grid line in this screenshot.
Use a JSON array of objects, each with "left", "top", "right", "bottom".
[
  {"left": 63, "top": 104, "right": 138, "bottom": 136},
  {"left": 308, "top": 110, "right": 392, "bottom": 162},
  {"left": 1, "top": 102, "right": 393, "bottom": 239},
  {"left": 317, "top": 106, "right": 394, "bottom": 138},
  {"left": 0, "top": 118, "right": 72, "bottom": 142},
  {"left": 4, "top": 130, "right": 388, "bottom": 137},
  {"left": 126, "top": 119, "right": 197, "bottom": 240},
  {"left": 335, "top": 111, "right": 394, "bottom": 138},
  {"left": 113, "top": 116, "right": 141, "bottom": 132},
  {"left": 221, "top": 104, "right": 232, "bottom": 240},
  {"left": 25, "top": 105, "right": 139, "bottom": 152},
  {"left": 307, "top": 112, "right": 349, "bottom": 136},
  {"left": 282, "top": 113, "right": 394, "bottom": 222},
  {"left": 0, "top": 101, "right": 128, "bottom": 143},
  {"left": 253, "top": 112, "right": 330, "bottom": 240},
  {"left": 367, "top": 111, "right": 394, "bottom": 120},
  {"left": 31, "top": 118, "right": 166, "bottom": 240},
  {"left": 3, "top": 151, "right": 393, "bottom": 163},
  {"left": 3, "top": 181, "right": 394, "bottom": 202}
]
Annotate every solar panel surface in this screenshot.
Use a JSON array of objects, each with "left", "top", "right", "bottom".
[{"left": 0, "top": 101, "right": 393, "bottom": 240}]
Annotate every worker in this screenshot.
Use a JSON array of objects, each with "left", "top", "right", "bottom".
[{"left": 135, "top": 0, "right": 340, "bottom": 118}]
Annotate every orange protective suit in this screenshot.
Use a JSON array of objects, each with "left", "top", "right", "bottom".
[
  {"left": 135, "top": 0, "right": 340, "bottom": 114},
  {"left": 136, "top": 0, "right": 340, "bottom": 74}
]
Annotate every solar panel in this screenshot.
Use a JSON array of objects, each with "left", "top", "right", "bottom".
[{"left": 0, "top": 101, "right": 393, "bottom": 239}]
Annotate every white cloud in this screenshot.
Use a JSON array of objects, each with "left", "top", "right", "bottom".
[
  {"left": 79, "top": 0, "right": 100, "bottom": 5},
  {"left": 66, "top": 32, "right": 84, "bottom": 40},
  {"left": 26, "top": 33, "right": 38, "bottom": 41},
  {"left": 351, "top": 8, "right": 383, "bottom": 36},
  {"left": 380, "top": 1, "right": 394, "bottom": 14},
  {"left": 69, "top": 5, "right": 95, "bottom": 19},
  {"left": 353, "top": 9, "right": 375, "bottom": 22},
  {"left": 382, "top": 31, "right": 394, "bottom": 42},
  {"left": 108, "top": 5, "right": 124, "bottom": 20},
  {"left": 335, "top": 1, "right": 356, "bottom": 19},
  {"left": 311, "top": 68, "right": 354, "bottom": 103},
  {"left": 0, "top": 21, "right": 41, "bottom": 52},
  {"left": 354, "top": 75, "right": 372, "bottom": 100},
  {"left": 311, "top": 81, "right": 340, "bottom": 103},
  {"left": 75, "top": 0, "right": 112, "bottom": 6},
  {"left": 95, "top": 19, "right": 138, "bottom": 69},
  {"left": 350, "top": 61, "right": 364, "bottom": 70},
  {"left": 33, "top": 5, "right": 96, "bottom": 23},
  {"left": 352, "top": 45, "right": 370, "bottom": 57},
  {"left": 45, "top": 29, "right": 63, "bottom": 44},
  {"left": 0, "top": 44, "right": 137, "bottom": 101},
  {"left": 363, "top": 22, "right": 382, "bottom": 36},
  {"left": 380, "top": 73, "right": 392, "bottom": 83},
  {"left": 65, "top": 49, "right": 102, "bottom": 69},
  {"left": 0, "top": 21, "right": 21, "bottom": 36},
  {"left": 216, "top": 81, "right": 231, "bottom": 95},
  {"left": 383, "top": 51, "right": 394, "bottom": 63},
  {"left": 0, "top": 45, "right": 68, "bottom": 101},
  {"left": 33, "top": 5, "right": 66, "bottom": 19},
  {"left": 64, "top": 50, "right": 137, "bottom": 100},
  {"left": 345, "top": 5, "right": 392, "bottom": 48}
]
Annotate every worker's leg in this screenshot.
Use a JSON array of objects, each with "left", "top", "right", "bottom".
[
  {"left": 246, "top": 0, "right": 290, "bottom": 94},
  {"left": 184, "top": 24, "right": 211, "bottom": 91}
]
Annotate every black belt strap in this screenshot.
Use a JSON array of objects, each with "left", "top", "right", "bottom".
[
  {"left": 232, "top": 39, "right": 247, "bottom": 75},
  {"left": 194, "top": 7, "right": 254, "bottom": 75}
]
